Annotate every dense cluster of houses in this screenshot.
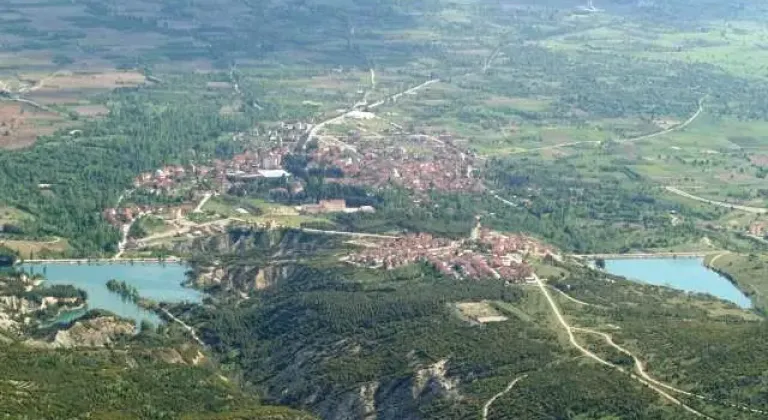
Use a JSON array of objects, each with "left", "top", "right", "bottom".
[
  {"left": 346, "top": 230, "right": 551, "bottom": 282},
  {"left": 749, "top": 221, "right": 768, "bottom": 237},
  {"left": 132, "top": 164, "right": 203, "bottom": 192},
  {"left": 220, "top": 147, "right": 290, "bottom": 178},
  {"left": 131, "top": 146, "right": 295, "bottom": 195},
  {"left": 310, "top": 139, "right": 484, "bottom": 193}
]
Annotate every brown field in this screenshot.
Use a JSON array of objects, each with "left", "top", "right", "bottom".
[
  {"left": 40, "top": 71, "right": 146, "bottom": 89},
  {"left": 454, "top": 301, "right": 509, "bottom": 324},
  {"left": 0, "top": 103, "right": 66, "bottom": 149}
]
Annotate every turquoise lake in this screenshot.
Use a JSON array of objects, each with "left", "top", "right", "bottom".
[
  {"left": 20, "top": 262, "right": 203, "bottom": 325},
  {"left": 604, "top": 257, "right": 753, "bottom": 309}
]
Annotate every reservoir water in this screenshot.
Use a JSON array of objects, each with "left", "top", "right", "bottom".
[
  {"left": 604, "top": 258, "right": 752, "bottom": 309},
  {"left": 20, "top": 262, "right": 203, "bottom": 325}
]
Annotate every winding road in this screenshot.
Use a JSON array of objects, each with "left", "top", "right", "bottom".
[
  {"left": 619, "top": 98, "right": 705, "bottom": 145},
  {"left": 532, "top": 273, "right": 711, "bottom": 418},
  {"left": 505, "top": 97, "right": 705, "bottom": 156},
  {"left": 665, "top": 186, "right": 768, "bottom": 214}
]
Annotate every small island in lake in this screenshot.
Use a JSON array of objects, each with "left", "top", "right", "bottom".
[{"left": 106, "top": 279, "right": 140, "bottom": 303}]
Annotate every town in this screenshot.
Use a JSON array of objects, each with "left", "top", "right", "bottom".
[
  {"left": 310, "top": 135, "right": 484, "bottom": 194},
  {"left": 344, "top": 226, "right": 555, "bottom": 283}
]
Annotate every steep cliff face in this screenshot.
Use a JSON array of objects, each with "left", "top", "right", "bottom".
[
  {"left": 187, "top": 227, "right": 342, "bottom": 294},
  {"left": 26, "top": 315, "right": 136, "bottom": 348},
  {"left": 251, "top": 336, "right": 463, "bottom": 420},
  {"left": 194, "top": 262, "right": 288, "bottom": 293},
  {"left": 264, "top": 361, "right": 462, "bottom": 420}
]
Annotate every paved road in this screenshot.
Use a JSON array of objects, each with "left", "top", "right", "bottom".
[
  {"left": 572, "top": 252, "right": 709, "bottom": 260},
  {"left": 300, "top": 78, "right": 439, "bottom": 151},
  {"left": 368, "top": 79, "right": 440, "bottom": 109},
  {"left": 666, "top": 186, "right": 768, "bottom": 214}
]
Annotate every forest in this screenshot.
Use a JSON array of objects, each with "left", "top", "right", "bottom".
[{"left": 172, "top": 238, "right": 767, "bottom": 419}]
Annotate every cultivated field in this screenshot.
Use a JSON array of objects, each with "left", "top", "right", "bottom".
[{"left": 0, "top": 103, "right": 65, "bottom": 149}]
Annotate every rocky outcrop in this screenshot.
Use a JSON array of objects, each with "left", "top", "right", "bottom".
[
  {"left": 412, "top": 358, "right": 461, "bottom": 401},
  {"left": 0, "top": 295, "right": 38, "bottom": 315},
  {"left": 259, "top": 347, "right": 461, "bottom": 420},
  {"left": 48, "top": 316, "right": 136, "bottom": 348},
  {"left": 188, "top": 227, "right": 344, "bottom": 295}
]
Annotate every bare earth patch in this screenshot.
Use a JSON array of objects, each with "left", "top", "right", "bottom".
[
  {"left": 21, "top": 71, "right": 146, "bottom": 105},
  {"left": 72, "top": 104, "right": 109, "bottom": 117},
  {"left": 206, "top": 81, "right": 232, "bottom": 89},
  {"left": 29, "top": 71, "right": 146, "bottom": 90},
  {"left": 0, "top": 102, "right": 65, "bottom": 149},
  {"left": 749, "top": 154, "right": 768, "bottom": 167},
  {"left": 454, "top": 301, "right": 508, "bottom": 324}
]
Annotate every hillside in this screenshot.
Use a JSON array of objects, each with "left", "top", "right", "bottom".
[
  {"left": 166, "top": 228, "right": 767, "bottom": 419},
  {"left": 0, "top": 270, "right": 315, "bottom": 420},
  {"left": 1, "top": 0, "right": 768, "bottom": 419}
]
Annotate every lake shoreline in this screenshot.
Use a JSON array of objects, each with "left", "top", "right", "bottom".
[
  {"left": 19, "top": 263, "right": 202, "bottom": 326},
  {"left": 704, "top": 261, "right": 766, "bottom": 317},
  {"left": 604, "top": 257, "right": 754, "bottom": 309}
]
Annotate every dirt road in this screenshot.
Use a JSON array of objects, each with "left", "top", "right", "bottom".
[
  {"left": 114, "top": 215, "right": 143, "bottom": 260},
  {"left": 159, "top": 307, "right": 205, "bottom": 347},
  {"left": 532, "top": 273, "right": 710, "bottom": 418},
  {"left": 619, "top": 98, "right": 704, "bottom": 144},
  {"left": 506, "top": 98, "right": 704, "bottom": 156},
  {"left": 482, "top": 374, "right": 527, "bottom": 420},
  {"left": 549, "top": 285, "right": 594, "bottom": 307},
  {"left": 193, "top": 192, "right": 213, "bottom": 213}
]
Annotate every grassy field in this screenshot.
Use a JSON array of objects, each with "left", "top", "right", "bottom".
[
  {"left": 0, "top": 237, "right": 69, "bottom": 258},
  {"left": 0, "top": 206, "right": 30, "bottom": 225},
  {"left": 706, "top": 252, "right": 768, "bottom": 313},
  {"left": 202, "top": 196, "right": 334, "bottom": 229}
]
